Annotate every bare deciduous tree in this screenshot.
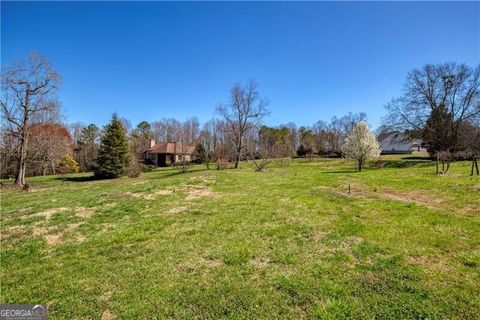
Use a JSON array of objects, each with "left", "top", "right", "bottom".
[
  {"left": 384, "top": 63, "right": 480, "bottom": 150},
  {"left": 216, "top": 80, "right": 269, "bottom": 169},
  {"left": 28, "top": 123, "right": 72, "bottom": 175},
  {"left": 1, "top": 52, "right": 61, "bottom": 186},
  {"left": 177, "top": 119, "right": 198, "bottom": 173},
  {"left": 460, "top": 120, "right": 480, "bottom": 176},
  {"left": 151, "top": 118, "right": 182, "bottom": 142},
  {"left": 248, "top": 125, "right": 290, "bottom": 171}
]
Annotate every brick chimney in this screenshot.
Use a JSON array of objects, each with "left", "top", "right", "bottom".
[{"left": 149, "top": 139, "right": 156, "bottom": 148}]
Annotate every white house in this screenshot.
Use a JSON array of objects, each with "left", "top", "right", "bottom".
[{"left": 377, "top": 132, "right": 425, "bottom": 154}]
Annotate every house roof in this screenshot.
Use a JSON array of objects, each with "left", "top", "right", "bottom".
[
  {"left": 145, "top": 142, "right": 195, "bottom": 154},
  {"left": 378, "top": 132, "right": 423, "bottom": 145},
  {"left": 377, "top": 131, "right": 404, "bottom": 142}
]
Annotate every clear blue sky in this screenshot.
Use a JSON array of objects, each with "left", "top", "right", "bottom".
[{"left": 2, "top": 1, "right": 479, "bottom": 129}]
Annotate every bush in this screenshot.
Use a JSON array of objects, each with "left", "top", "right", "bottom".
[
  {"left": 216, "top": 158, "right": 228, "bottom": 170},
  {"left": 57, "top": 154, "right": 80, "bottom": 174},
  {"left": 141, "top": 163, "right": 155, "bottom": 172},
  {"left": 193, "top": 143, "right": 208, "bottom": 164},
  {"left": 372, "top": 160, "right": 385, "bottom": 168},
  {"left": 127, "top": 162, "right": 142, "bottom": 178},
  {"left": 297, "top": 144, "right": 313, "bottom": 157},
  {"left": 174, "top": 161, "right": 191, "bottom": 173}
]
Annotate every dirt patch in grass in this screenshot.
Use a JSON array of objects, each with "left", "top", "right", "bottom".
[
  {"left": 329, "top": 184, "right": 444, "bottom": 209},
  {"left": 185, "top": 186, "right": 217, "bottom": 200},
  {"left": 44, "top": 234, "right": 62, "bottom": 245},
  {"left": 33, "top": 226, "right": 47, "bottom": 236},
  {"left": 100, "top": 223, "right": 116, "bottom": 232},
  {"left": 100, "top": 291, "right": 113, "bottom": 302},
  {"left": 189, "top": 174, "right": 216, "bottom": 184},
  {"left": 124, "top": 192, "right": 145, "bottom": 199},
  {"left": 406, "top": 255, "right": 454, "bottom": 274},
  {"left": 75, "top": 207, "right": 95, "bottom": 219},
  {"left": 164, "top": 206, "right": 187, "bottom": 215},
  {"left": 124, "top": 189, "right": 172, "bottom": 200},
  {"left": 313, "top": 231, "right": 328, "bottom": 240},
  {"left": 174, "top": 256, "right": 223, "bottom": 273},
  {"left": 32, "top": 207, "right": 69, "bottom": 220},
  {"left": 380, "top": 190, "right": 443, "bottom": 209},
  {"left": 202, "top": 257, "right": 223, "bottom": 268},
  {"left": 101, "top": 309, "right": 114, "bottom": 320},
  {"left": 155, "top": 189, "right": 173, "bottom": 196},
  {"left": 250, "top": 257, "right": 270, "bottom": 268},
  {"left": 316, "top": 236, "right": 364, "bottom": 265},
  {"left": 2, "top": 225, "right": 29, "bottom": 242},
  {"left": 33, "top": 222, "right": 83, "bottom": 246},
  {"left": 76, "top": 234, "right": 87, "bottom": 243},
  {"left": 65, "top": 222, "right": 81, "bottom": 232}
]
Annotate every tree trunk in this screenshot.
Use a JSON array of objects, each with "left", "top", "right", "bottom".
[
  {"left": 358, "top": 159, "right": 362, "bottom": 172},
  {"left": 473, "top": 156, "right": 480, "bottom": 176},
  {"left": 471, "top": 157, "right": 475, "bottom": 176},
  {"left": 14, "top": 131, "right": 28, "bottom": 186},
  {"left": 234, "top": 139, "right": 241, "bottom": 169},
  {"left": 436, "top": 153, "right": 439, "bottom": 175},
  {"left": 14, "top": 90, "right": 30, "bottom": 187}
]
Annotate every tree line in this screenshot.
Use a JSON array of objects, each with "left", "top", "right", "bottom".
[{"left": 2, "top": 53, "right": 479, "bottom": 186}]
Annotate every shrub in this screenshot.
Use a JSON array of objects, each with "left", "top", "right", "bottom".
[
  {"left": 216, "top": 158, "right": 228, "bottom": 170},
  {"left": 127, "top": 162, "right": 142, "bottom": 178},
  {"left": 297, "top": 144, "right": 313, "bottom": 157},
  {"left": 193, "top": 143, "right": 208, "bottom": 164},
  {"left": 57, "top": 154, "right": 80, "bottom": 174},
  {"left": 141, "top": 163, "right": 155, "bottom": 172},
  {"left": 372, "top": 160, "right": 385, "bottom": 168}
]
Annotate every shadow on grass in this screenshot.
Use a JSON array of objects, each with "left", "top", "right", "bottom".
[
  {"left": 55, "top": 175, "right": 98, "bottom": 182},
  {"left": 401, "top": 156, "right": 433, "bottom": 160},
  {"left": 381, "top": 160, "right": 432, "bottom": 168},
  {"left": 151, "top": 167, "right": 213, "bottom": 179},
  {"left": 53, "top": 166, "right": 213, "bottom": 183},
  {"left": 323, "top": 170, "right": 358, "bottom": 174}
]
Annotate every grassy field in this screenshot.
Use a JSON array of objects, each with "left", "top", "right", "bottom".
[{"left": 1, "top": 156, "right": 479, "bottom": 319}]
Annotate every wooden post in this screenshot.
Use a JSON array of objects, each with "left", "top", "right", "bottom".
[{"left": 471, "top": 156, "right": 475, "bottom": 176}]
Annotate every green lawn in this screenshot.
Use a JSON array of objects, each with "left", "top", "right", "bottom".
[{"left": 1, "top": 157, "right": 479, "bottom": 319}]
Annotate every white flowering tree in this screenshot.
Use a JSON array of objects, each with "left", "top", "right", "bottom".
[{"left": 342, "top": 121, "right": 381, "bottom": 172}]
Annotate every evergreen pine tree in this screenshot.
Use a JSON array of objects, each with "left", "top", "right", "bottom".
[
  {"left": 422, "top": 105, "right": 457, "bottom": 155},
  {"left": 193, "top": 143, "right": 207, "bottom": 163},
  {"left": 93, "top": 113, "right": 131, "bottom": 179}
]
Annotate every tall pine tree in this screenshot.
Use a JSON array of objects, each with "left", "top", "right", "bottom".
[
  {"left": 422, "top": 105, "right": 457, "bottom": 155},
  {"left": 93, "top": 113, "right": 131, "bottom": 179}
]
